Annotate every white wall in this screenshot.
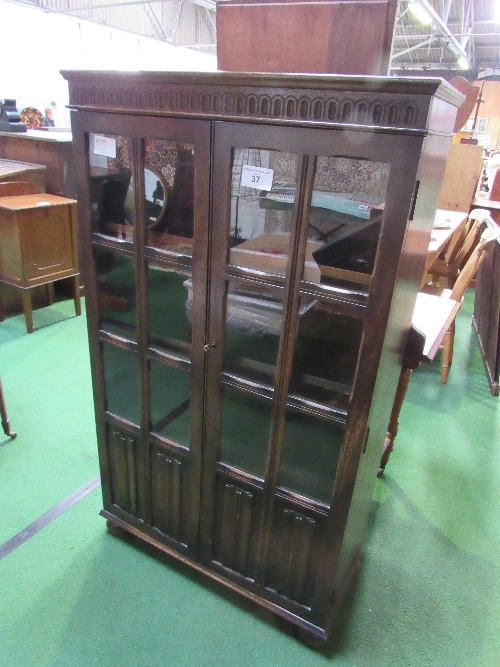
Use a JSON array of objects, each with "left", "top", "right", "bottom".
[{"left": 0, "top": 0, "right": 217, "bottom": 128}]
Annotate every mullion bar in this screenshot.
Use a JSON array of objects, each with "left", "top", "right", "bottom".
[
  {"left": 255, "top": 154, "right": 316, "bottom": 585},
  {"left": 132, "top": 137, "right": 151, "bottom": 525}
]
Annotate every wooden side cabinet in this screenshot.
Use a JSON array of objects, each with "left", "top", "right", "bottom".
[
  {"left": 0, "top": 193, "right": 81, "bottom": 332},
  {"left": 473, "top": 216, "right": 500, "bottom": 395},
  {"left": 62, "top": 70, "right": 462, "bottom": 645}
]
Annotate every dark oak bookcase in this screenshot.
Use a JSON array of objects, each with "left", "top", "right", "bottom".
[{"left": 63, "top": 70, "right": 461, "bottom": 645}]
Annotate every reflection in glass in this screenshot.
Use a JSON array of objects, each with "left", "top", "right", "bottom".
[
  {"left": 219, "top": 385, "right": 272, "bottom": 478},
  {"left": 228, "top": 149, "right": 299, "bottom": 277},
  {"left": 150, "top": 360, "right": 191, "bottom": 448},
  {"left": 289, "top": 298, "right": 362, "bottom": 409},
  {"left": 222, "top": 279, "right": 284, "bottom": 387},
  {"left": 304, "top": 156, "right": 390, "bottom": 288},
  {"left": 103, "top": 343, "right": 140, "bottom": 425},
  {"left": 95, "top": 247, "right": 137, "bottom": 341},
  {"left": 147, "top": 264, "right": 192, "bottom": 359},
  {"left": 88, "top": 133, "right": 134, "bottom": 239},
  {"left": 278, "top": 410, "right": 344, "bottom": 505},
  {"left": 144, "top": 139, "right": 195, "bottom": 257},
  {"left": 144, "top": 165, "right": 167, "bottom": 227}
]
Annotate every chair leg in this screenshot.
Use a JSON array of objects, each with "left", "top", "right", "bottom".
[
  {"left": 441, "top": 323, "right": 454, "bottom": 383},
  {"left": 0, "top": 377, "right": 17, "bottom": 439},
  {"left": 73, "top": 275, "right": 82, "bottom": 317},
  {"left": 21, "top": 290, "right": 34, "bottom": 334},
  {"left": 448, "top": 321, "right": 455, "bottom": 366},
  {"left": 379, "top": 368, "right": 413, "bottom": 476}
]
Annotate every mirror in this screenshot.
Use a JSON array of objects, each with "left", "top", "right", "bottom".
[{"left": 144, "top": 165, "right": 168, "bottom": 227}]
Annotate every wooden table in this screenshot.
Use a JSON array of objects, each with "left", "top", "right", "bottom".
[
  {"left": 0, "top": 158, "right": 46, "bottom": 193},
  {"left": 379, "top": 290, "right": 461, "bottom": 475},
  {"left": 0, "top": 193, "right": 81, "bottom": 333},
  {"left": 0, "top": 130, "right": 74, "bottom": 197},
  {"left": 424, "top": 209, "right": 469, "bottom": 276}
]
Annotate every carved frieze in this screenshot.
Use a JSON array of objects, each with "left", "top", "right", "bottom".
[{"left": 68, "top": 81, "right": 424, "bottom": 130}]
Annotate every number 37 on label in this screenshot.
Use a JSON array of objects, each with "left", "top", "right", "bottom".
[{"left": 240, "top": 165, "right": 274, "bottom": 191}]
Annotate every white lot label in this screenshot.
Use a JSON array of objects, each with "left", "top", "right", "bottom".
[
  {"left": 94, "top": 134, "right": 117, "bottom": 158},
  {"left": 240, "top": 165, "right": 274, "bottom": 191}
]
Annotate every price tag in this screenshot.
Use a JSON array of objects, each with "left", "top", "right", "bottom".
[
  {"left": 93, "top": 134, "right": 117, "bottom": 158},
  {"left": 240, "top": 165, "right": 274, "bottom": 191}
]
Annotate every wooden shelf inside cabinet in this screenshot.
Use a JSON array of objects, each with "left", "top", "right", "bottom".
[{"left": 62, "top": 69, "right": 463, "bottom": 646}]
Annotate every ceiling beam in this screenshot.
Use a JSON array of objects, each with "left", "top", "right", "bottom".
[
  {"left": 418, "top": 0, "right": 468, "bottom": 59},
  {"left": 50, "top": 0, "right": 167, "bottom": 12}
]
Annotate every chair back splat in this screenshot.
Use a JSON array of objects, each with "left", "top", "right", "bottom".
[
  {"left": 427, "top": 208, "right": 491, "bottom": 288},
  {"left": 451, "top": 225, "right": 500, "bottom": 301}
]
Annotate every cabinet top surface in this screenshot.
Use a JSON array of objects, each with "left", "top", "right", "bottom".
[
  {"left": 0, "top": 130, "right": 73, "bottom": 143},
  {"left": 61, "top": 70, "right": 464, "bottom": 135},
  {"left": 0, "top": 193, "right": 76, "bottom": 211},
  {"left": 0, "top": 159, "right": 47, "bottom": 177},
  {"left": 61, "top": 70, "right": 464, "bottom": 106}
]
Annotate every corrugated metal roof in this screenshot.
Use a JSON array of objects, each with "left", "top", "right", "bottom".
[{"left": 393, "top": 0, "right": 500, "bottom": 73}]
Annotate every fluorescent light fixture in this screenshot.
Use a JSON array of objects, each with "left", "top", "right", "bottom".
[
  {"left": 408, "top": 1, "right": 434, "bottom": 25},
  {"left": 457, "top": 56, "right": 469, "bottom": 70}
]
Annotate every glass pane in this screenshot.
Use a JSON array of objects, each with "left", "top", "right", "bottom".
[
  {"left": 147, "top": 264, "right": 192, "bottom": 360},
  {"left": 304, "top": 156, "right": 390, "bottom": 289},
  {"left": 88, "top": 133, "right": 134, "bottom": 239},
  {"left": 219, "top": 385, "right": 272, "bottom": 478},
  {"left": 278, "top": 410, "right": 344, "bottom": 505},
  {"left": 150, "top": 360, "right": 191, "bottom": 448},
  {"left": 228, "top": 149, "right": 299, "bottom": 277},
  {"left": 95, "top": 247, "right": 137, "bottom": 341},
  {"left": 222, "top": 279, "right": 285, "bottom": 387},
  {"left": 289, "top": 297, "right": 362, "bottom": 409},
  {"left": 103, "top": 343, "right": 140, "bottom": 425},
  {"left": 144, "top": 139, "right": 195, "bottom": 257}
]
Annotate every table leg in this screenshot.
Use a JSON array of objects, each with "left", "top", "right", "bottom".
[
  {"left": 21, "top": 290, "right": 34, "bottom": 334},
  {"left": 378, "top": 368, "right": 413, "bottom": 477},
  {"left": 45, "top": 282, "right": 55, "bottom": 306},
  {"left": 73, "top": 275, "right": 82, "bottom": 317},
  {"left": 0, "top": 377, "right": 17, "bottom": 439}
]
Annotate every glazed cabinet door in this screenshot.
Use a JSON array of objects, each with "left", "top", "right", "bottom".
[
  {"left": 72, "top": 111, "right": 210, "bottom": 558},
  {"left": 201, "top": 121, "right": 423, "bottom": 624}
]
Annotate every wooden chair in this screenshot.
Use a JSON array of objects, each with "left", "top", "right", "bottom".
[
  {"left": 379, "top": 225, "right": 499, "bottom": 475},
  {"left": 426, "top": 208, "right": 491, "bottom": 288},
  {"left": 0, "top": 181, "right": 37, "bottom": 197},
  {"left": 422, "top": 224, "right": 500, "bottom": 383}
]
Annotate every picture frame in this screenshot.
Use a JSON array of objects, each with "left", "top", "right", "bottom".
[
  {"left": 477, "top": 117, "right": 489, "bottom": 134},
  {"left": 476, "top": 134, "right": 491, "bottom": 149},
  {"left": 465, "top": 118, "right": 474, "bottom": 131}
]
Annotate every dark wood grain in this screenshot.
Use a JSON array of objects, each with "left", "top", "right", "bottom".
[
  {"left": 217, "top": 0, "right": 398, "bottom": 76},
  {"left": 64, "top": 70, "right": 461, "bottom": 645}
]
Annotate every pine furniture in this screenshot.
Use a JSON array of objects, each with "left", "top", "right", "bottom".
[{"left": 0, "top": 191, "right": 81, "bottom": 333}]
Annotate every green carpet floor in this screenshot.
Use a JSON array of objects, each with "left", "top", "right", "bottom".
[{"left": 0, "top": 293, "right": 499, "bottom": 666}]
